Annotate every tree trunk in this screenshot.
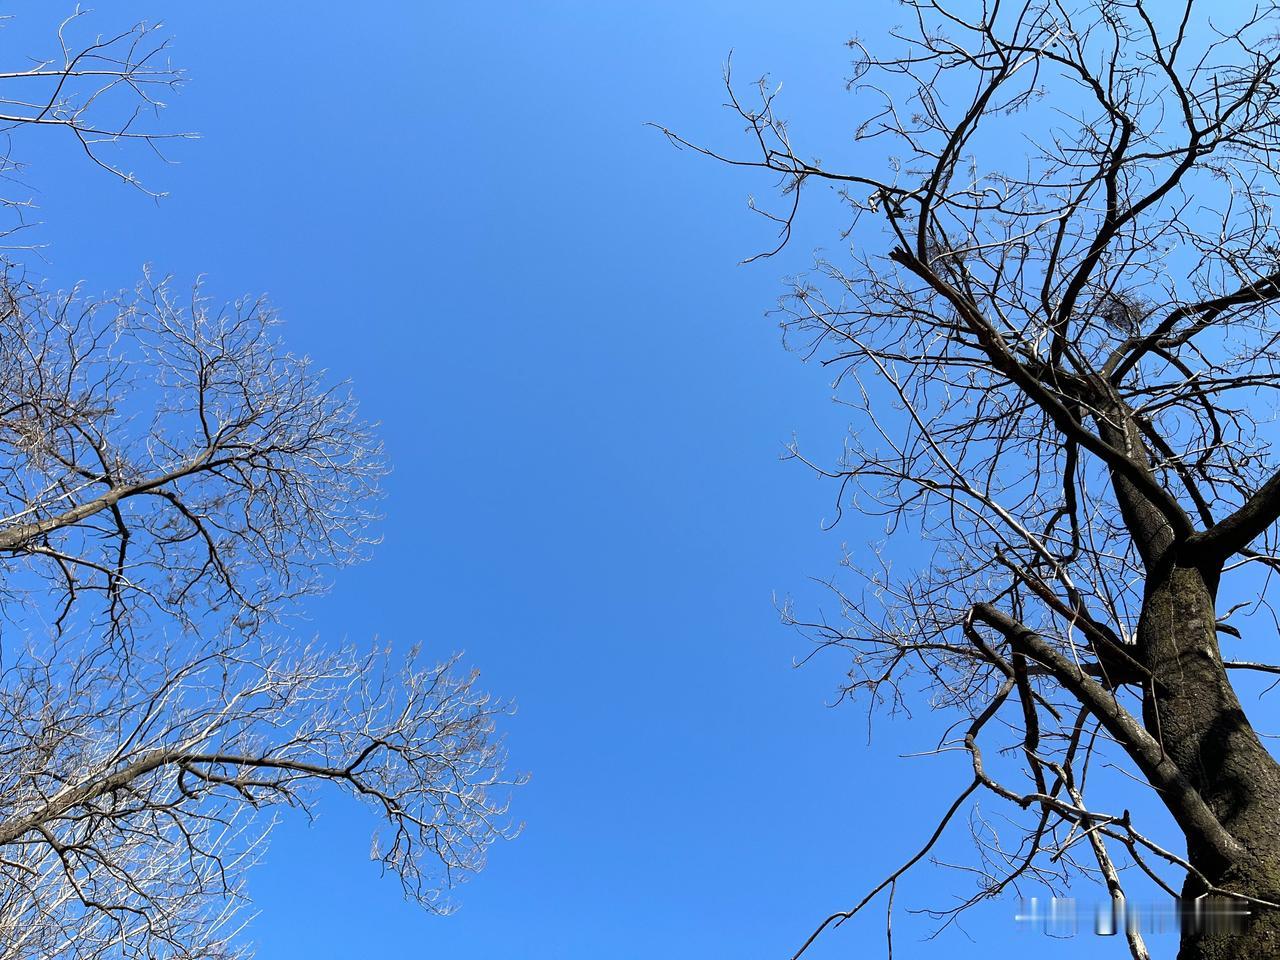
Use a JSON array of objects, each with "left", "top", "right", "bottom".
[{"left": 1139, "top": 562, "right": 1280, "bottom": 959}]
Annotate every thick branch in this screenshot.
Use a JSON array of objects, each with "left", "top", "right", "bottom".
[{"left": 969, "top": 603, "right": 1242, "bottom": 869}]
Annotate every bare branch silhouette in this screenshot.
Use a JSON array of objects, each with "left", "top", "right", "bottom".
[{"left": 676, "top": 2, "right": 1280, "bottom": 956}]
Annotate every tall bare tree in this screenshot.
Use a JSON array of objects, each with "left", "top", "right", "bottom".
[
  {"left": 665, "top": 1, "right": 1280, "bottom": 958},
  {"left": 0, "top": 12, "right": 518, "bottom": 960}
]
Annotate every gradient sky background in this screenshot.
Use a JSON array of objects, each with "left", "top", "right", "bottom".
[{"left": 3, "top": 1, "right": 1262, "bottom": 957}]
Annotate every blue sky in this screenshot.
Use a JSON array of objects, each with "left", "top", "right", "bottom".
[{"left": 6, "top": 1, "right": 1245, "bottom": 957}]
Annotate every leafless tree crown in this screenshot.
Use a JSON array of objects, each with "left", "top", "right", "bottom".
[
  {"left": 666, "top": 2, "right": 1280, "bottom": 958},
  {"left": 0, "top": 274, "right": 520, "bottom": 960},
  {"left": 0, "top": 13, "right": 521, "bottom": 960}
]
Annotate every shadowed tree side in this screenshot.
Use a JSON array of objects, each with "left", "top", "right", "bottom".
[{"left": 666, "top": 2, "right": 1280, "bottom": 958}]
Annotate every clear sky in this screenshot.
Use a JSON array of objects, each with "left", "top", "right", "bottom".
[{"left": 7, "top": 1, "right": 1255, "bottom": 958}]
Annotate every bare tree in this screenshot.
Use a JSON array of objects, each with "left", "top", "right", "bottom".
[
  {"left": 0, "top": 9, "right": 188, "bottom": 239},
  {"left": 664, "top": 2, "right": 1280, "bottom": 958},
  {"left": 0, "top": 12, "right": 519, "bottom": 960}
]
